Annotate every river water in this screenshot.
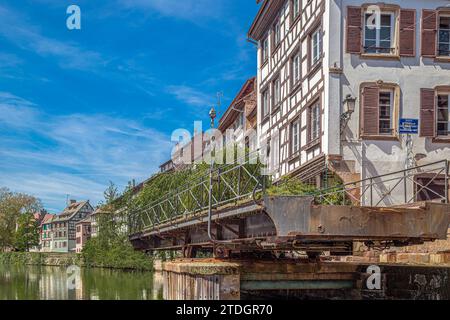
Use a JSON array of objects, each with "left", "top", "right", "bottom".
[{"left": 0, "top": 264, "right": 163, "bottom": 300}]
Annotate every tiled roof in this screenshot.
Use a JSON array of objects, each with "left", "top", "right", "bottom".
[
  {"left": 76, "top": 216, "right": 91, "bottom": 224},
  {"left": 218, "top": 77, "right": 256, "bottom": 131},
  {"left": 49, "top": 200, "right": 92, "bottom": 222},
  {"left": 42, "top": 214, "right": 55, "bottom": 223}
]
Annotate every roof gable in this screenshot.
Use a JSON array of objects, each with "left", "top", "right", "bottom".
[{"left": 218, "top": 77, "right": 256, "bottom": 131}]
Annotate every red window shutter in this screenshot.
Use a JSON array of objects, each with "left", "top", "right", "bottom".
[
  {"left": 362, "top": 86, "right": 379, "bottom": 136},
  {"left": 421, "top": 10, "right": 437, "bottom": 57},
  {"left": 400, "top": 9, "right": 416, "bottom": 56},
  {"left": 346, "top": 7, "right": 362, "bottom": 54},
  {"left": 420, "top": 89, "right": 436, "bottom": 138}
]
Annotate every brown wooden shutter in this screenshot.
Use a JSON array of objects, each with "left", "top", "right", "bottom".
[
  {"left": 421, "top": 10, "right": 437, "bottom": 57},
  {"left": 420, "top": 89, "right": 436, "bottom": 137},
  {"left": 362, "top": 86, "right": 379, "bottom": 136},
  {"left": 346, "top": 7, "right": 362, "bottom": 54},
  {"left": 400, "top": 9, "right": 416, "bottom": 56}
]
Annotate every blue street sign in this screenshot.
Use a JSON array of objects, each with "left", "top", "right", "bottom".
[{"left": 399, "top": 119, "right": 419, "bottom": 134}]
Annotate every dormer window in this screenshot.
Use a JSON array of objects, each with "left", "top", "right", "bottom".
[{"left": 363, "top": 12, "right": 395, "bottom": 54}]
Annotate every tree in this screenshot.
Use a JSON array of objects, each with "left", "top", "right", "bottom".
[
  {"left": 14, "top": 213, "right": 40, "bottom": 252},
  {"left": 103, "top": 181, "right": 119, "bottom": 205},
  {"left": 0, "top": 187, "right": 42, "bottom": 251}
]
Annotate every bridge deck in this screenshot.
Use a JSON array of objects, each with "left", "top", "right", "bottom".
[{"left": 130, "top": 196, "right": 450, "bottom": 255}]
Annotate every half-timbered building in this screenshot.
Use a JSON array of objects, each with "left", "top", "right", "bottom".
[{"left": 249, "top": 0, "right": 450, "bottom": 203}]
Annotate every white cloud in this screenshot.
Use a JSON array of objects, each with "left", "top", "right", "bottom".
[
  {"left": 118, "top": 0, "right": 224, "bottom": 21},
  {"left": 0, "top": 92, "right": 172, "bottom": 212},
  {"left": 0, "top": 53, "right": 22, "bottom": 69},
  {"left": 0, "top": 5, "right": 106, "bottom": 71},
  {"left": 167, "top": 85, "right": 214, "bottom": 108}
]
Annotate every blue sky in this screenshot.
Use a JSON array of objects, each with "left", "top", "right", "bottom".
[{"left": 0, "top": 0, "right": 258, "bottom": 212}]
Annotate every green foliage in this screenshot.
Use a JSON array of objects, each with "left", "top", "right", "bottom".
[
  {"left": 266, "top": 175, "right": 350, "bottom": 206},
  {"left": 80, "top": 183, "right": 153, "bottom": 271},
  {"left": 104, "top": 181, "right": 120, "bottom": 205},
  {"left": 267, "top": 177, "right": 317, "bottom": 196},
  {"left": 129, "top": 144, "right": 263, "bottom": 230},
  {"left": 0, "top": 187, "right": 42, "bottom": 251},
  {"left": 315, "top": 186, "right": 352, "bottom": 206},
  {"left": 14, "top": 213, "right": 40, "bottom": 252},
  {"left": 0, "top": 252, "right": 80, "bottom": 267},
  {"left": 82, "top": 237, "right": 152, "bottom": 271}
]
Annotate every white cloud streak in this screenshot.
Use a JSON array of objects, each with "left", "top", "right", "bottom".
[
  {"left": 0, "top": 92, "right": 172, "bottom": 212},
  {"left": 118, "top": 0, "right": 224, "bottom": 21},
  {"left": 0, "top": 5, "right": 106, "bottom": 71},
  {"left": 167, "top": 85, "right": 214, "bottom": 108}
]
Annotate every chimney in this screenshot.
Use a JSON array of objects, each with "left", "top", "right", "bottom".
[{"left": 70, "top": 199, "right": 77, "bottom": 205}]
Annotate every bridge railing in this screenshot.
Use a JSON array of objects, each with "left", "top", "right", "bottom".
[
  {"left": 129, "top": 151, "right": 266, "bottom": 234},
  {"left": 128, "top": 158, "right": 449, "bottom": 235},
  {"left": 316, "top": 160, "right": 449, "bottom": 207}
]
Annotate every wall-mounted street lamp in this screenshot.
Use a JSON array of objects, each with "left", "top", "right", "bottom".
[{"left": 340, "top": 94, "right": 356, "bottom": 134}]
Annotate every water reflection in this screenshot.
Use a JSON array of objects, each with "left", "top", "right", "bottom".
[{"left": 0, "top": 264, "right": 161, "bottom": 300}]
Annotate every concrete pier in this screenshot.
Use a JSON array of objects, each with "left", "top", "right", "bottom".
[{"left": 162, "top": 259, "right": 450, "bottom": 300}]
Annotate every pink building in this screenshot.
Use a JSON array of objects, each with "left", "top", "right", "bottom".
[{"left": 75, "top": 217, "right": 91, "bottom": 254}]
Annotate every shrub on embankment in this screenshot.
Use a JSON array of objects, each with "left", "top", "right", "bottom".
[
  {"left": 0, "top": 252, "right": 80, "bottom": 267},
  {"left": 0, "top": 248, "right": 152, "bottom": 271},
  {"left": 81, "top": 237, "right": 153, "bottom": 271}
]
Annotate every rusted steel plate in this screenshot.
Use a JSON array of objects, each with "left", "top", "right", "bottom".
[{"left": 264, "top": 196, "right": 450, "bottom": 241}]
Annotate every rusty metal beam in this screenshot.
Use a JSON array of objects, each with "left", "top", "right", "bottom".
[{"left": 130, "top": 196, "right": 450, "bottom": 252}]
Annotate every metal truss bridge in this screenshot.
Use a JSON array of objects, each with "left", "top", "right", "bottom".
[{"left": 129, "top": 155, "right": 450, "bottom": 258}]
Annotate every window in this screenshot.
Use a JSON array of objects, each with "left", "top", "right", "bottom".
[
  {"left": 238, "top": 113, "right": 244, "bottom": 128},
  {"left": 311, "top": 28, "right": 322, "bottom": 65},
  {"left": 234, "top": 112, "right": 244, "bottom": 130},
  {"left": 379, "top": 90, "right": 394, "bottom": 135},
  {"left": 262, "top": 89, "right": 269, "bottom": 118},
  {"left": 262, "top": 36, "right": 269, "bottom": 63},
  {"left": 362, "top": 85, "right": 399, "bottom": 138},
  {"left": 273, "top": 77, "right": 281, "bottom": 107},
  {"left": 292, "top": 0, "right": 300, "bottom": 22},
  {"left": 292, "top": 51, "right": 301, "bottom": 86},
  {"left": 309, "top": 103, "right": 321, "bottom": 142},
  {"left": 273, "top": 20, "right": 281, "bottom": 48},
  {"left": 437, "top": 94, "right": 450, "bottom": 136},
  {"left": 364, "top": 12, "right": 394, "bottom": 54},
  {"left": 291, "top": 119, "right": 301, "bottom": 154},
  {"left": 415, "top": 175, "right": 447, "bottom": 202},
  {"left": 439, "top": 16, "right": 450, "bottom": 56}
]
